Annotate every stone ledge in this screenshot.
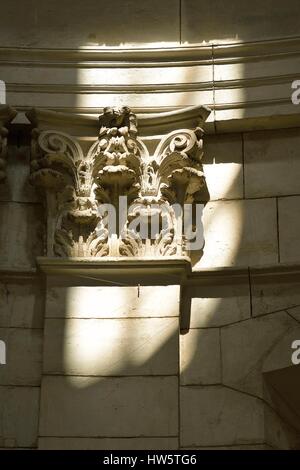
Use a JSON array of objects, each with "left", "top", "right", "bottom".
[
  {"left": 34, "top": 258, "right": 300, "bottom": 285},
  {"left": 3, "top": 261, "right": 300, "bottom": 285},
  {"left": 36, "top": 256, "right": 191, "bottom": 286},
  {"left": 0, "top": 268, "right": 37, "bottom": 281},
  {"left": 189, "top": 263, "right": 300, "bottom": 285},
  {"left": 1, "top": 36, "right": 300, "bottom": 64}
]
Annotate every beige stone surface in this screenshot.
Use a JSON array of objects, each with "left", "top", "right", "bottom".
[
  {"left": 0, "top": 281, "right": 44, "bottom": 329},
  {"left": 0, "top": 202, "right": 44, "bottom": 269},
  {"left": 183, "top": 444, "right": 273, "bottom": 450},
  {"left": 251, "top": 278, "right": 300, "bottom": 317},
  {"left": 0, "top": 145, "right": 38, "bottom": 203},
  {"left": 0, "top": 5, "right": 299, "bottom": 121},
  {"left": 45, "top": 285, "right": 180, "bottom": 319},
  {"left": 180, "top": 328, "right": 221, "bottom": 385},
  {"left": 196, "top": 198, "right": 278, "bottom": 268},
  {"left": 0, "top": 386, "right": 39, "bottom": 448},
  {"left": 244, "top": 129, "right": 300, "bottom": 198},
  {"left": 278, "top": 196, "right": 300, "bottom": 263},
  {"left": 287, "top": 305, "right": 300, "bottom": 323},
  {"left": 189, "top": 282, "right": 250, "bottom": 327},
  {"left": 180, "top": 385, "right": 264, "bottom": 447},
  {"left": 264, "top": 405, "right": 297, "bottom": 450},
  {"left": 0, "top": 1, "right": 180, "bottom": 48},
  {"left": 7, "top": 90, "right": 214, "bottom": 113},
  {"left": 0, "top": 328, "right": 42, "bottom": 386},
  {"left": 263, "top": 329, "right": 300, "bottom": 373},
  {"left": 221, "top": 312, "right": 299, "bottom": 398},
  {"left": 39, "top": 376, "right": 178, "bottom": 437},
  {"left": 44, "top": 317, "right": 178, "bottom": 376},
  {"left": 181, "top": 0, "right": 300, "bottom": 43},
  {"left": 39, "top": 437, "right": 178, "bottom": 450},
  {"left": 202, "top": 133, "right": 243, "bottom": 201},
  {"left": 1, "top": 64, "right": 213, "bottom": 87},
  {"left": 214, "top": 102, "right": 299, "bottom": 130},
  {"left": 215, "top": 83, "right": 290, "bottom": 114},
  {"left": 1, "top": 1, "right": 300, "bottom": 47},
  {"left": 214, "top": 55, "right": 300, "bottom": 83}
]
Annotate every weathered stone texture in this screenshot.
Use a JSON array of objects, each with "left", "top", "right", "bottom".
[
  {"left": 44, "top": 317, "right": 178, "bottom": 376},
  {"left": 45, "top": 285, "right": 180, "bottom": 319},
  {"left": 189, "top": 282, "right": 251, "bottom": 328},
  {"left": 196, "top": 198, "right": 278, "bottom": 268},
  {"left": 39, "top": 376, "right": 178, "bottom": 438},
  {"left": 180, "top": 386, "right": 265, "bottom": 447},
  {"left": 244, "top": 128, "right": 300, "bottom": 198},
  {"left": 0, "top": 202, "right": 44, "bottom": 269},
  {"left": 180, "top": 328, "right": 221, "bottom": 385},
  {"left": 278, "top": 196, "right": 300, "bottom": 263},
  {"left": 0, "top": 386, "right": 40, "bottom": 448}
]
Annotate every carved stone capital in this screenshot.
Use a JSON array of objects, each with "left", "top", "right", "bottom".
[{"left": 27, "top": 105, "right": 210, "bottom": 260}]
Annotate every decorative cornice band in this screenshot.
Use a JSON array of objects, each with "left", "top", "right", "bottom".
[
  {"left": 5, "top": 73, "right": 296, "bottom": 95},
  {"left": 2, "top": 262, "right": 300, "bottom": 285},
  {"left": 34, "top": 258, "right": 300, "bottom": 285},
  {"left": 1, "top": 36, "right": 300, "bottom": 66}
]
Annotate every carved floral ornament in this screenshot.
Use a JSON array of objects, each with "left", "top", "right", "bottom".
[{"left": 28, "top": 106, "right": 210, "bottom": 259}]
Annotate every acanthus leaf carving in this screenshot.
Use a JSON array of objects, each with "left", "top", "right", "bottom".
[{"left": 29, "top": 106, "right": 209, "bottom": 260}]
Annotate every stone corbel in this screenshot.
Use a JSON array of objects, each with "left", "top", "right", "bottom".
[
  {"left": 27, "top": 105, "right": 210, "bottom": 260},
  {"left": 0, "top": 105, "right": 17, "bottom": 182}
]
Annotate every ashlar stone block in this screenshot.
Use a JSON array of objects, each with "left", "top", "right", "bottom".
[
  {"left": 44, "top": 317, "right": 179, "bottom": 376},
  {"left": 180, "top": 328, "right": 221, "bottom": 385},
  {"left": 39, "top": 376, "right": 178, "bottom": 438},
  {"left": 180, "top": 385, "right": 264, "bottom": 447}
]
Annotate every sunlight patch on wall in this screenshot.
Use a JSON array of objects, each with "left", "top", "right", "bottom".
[{"left": 63, "top": 286, "right": 179, "bottom": 387}]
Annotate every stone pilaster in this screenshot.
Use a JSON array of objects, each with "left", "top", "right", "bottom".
[
  {"left": 26, "top": 105, "right": 209, "bottom": 449},
  {"left": 37, "top": 258, "right": 189, "bottom": 450}
]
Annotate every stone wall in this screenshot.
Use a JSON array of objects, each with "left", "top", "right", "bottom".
[
  {"left": 0, "top": 118, "right": 44, "bottom": 449},
  {"left": 182, "top": 128, "right": 300, "bottom": 449},
  {"left": 1, "top": 1, "right": 300, "bottom": 47},
  {"left": 0, "top": 1, "right": 300, "bottom": 449}
]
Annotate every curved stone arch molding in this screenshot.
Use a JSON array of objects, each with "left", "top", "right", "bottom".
[{"left": 2, "top": 37, "right": 300, "bottom": 65}]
